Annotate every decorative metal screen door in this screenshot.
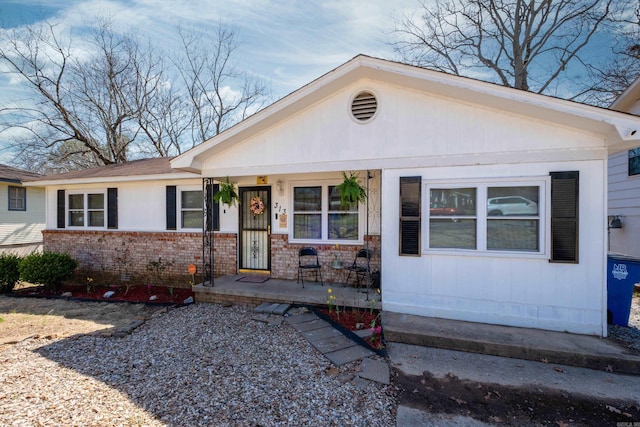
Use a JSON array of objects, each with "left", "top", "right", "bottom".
[{"left": 239, "top": 187, "right": 271, "bottom": 272}]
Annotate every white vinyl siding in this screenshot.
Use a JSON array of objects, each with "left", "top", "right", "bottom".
[{"left": 0, "top": 183, "right": 45, "bottom": 246}]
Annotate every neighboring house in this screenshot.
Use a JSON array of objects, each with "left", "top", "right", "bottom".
[
  {"left": 608, "top": 76, "right": 640, "bottom": 257},
  {"left": 28, "top": 55, "right": 640, "bottom": 336},
  {"left": 0, "top": 164, "right": 45, "bottom": 255}
]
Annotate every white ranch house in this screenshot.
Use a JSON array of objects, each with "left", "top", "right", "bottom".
[{"left": 28, "top": 56, "right": 640, "bottom": 336}]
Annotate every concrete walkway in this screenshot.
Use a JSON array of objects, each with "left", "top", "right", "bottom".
[
  {"left": 383, "top": 311, "right": 640, "bottom": 375},
  {"left": 254, "top": 303, "right": 390, "bottom": 385}
]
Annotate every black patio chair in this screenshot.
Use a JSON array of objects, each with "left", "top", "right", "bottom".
[
  {"left": 297, "top": 247, "right": 323, "bottom": 287},
  {"left": 345, "top": 248, "right": 372, "bottom": 288}
]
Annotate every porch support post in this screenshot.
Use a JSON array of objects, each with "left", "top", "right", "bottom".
[
  {"left": 203, "top": 178, "right": 215, "bottom": 286},
  {"left": 365, "top": 170, "right": 371, "bottom": 300}
]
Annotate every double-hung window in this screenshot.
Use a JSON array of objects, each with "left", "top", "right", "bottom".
[
  {"left": 8, "top": 186, "right": 26, "bottom": 211},
  {"left": 426, "top": 180, "right": 545, "bottom": 255},
  {"left": 68, "top": 192, "right": 105, "bottom": 228},
  {"left": 180, "top": 189, "right": 203, "bottom": 230},
  {"left": 292, "top": 183, "right": 360, "bottom": 242}
]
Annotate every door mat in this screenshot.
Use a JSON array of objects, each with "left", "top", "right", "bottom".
[{"left": 236, "top": 276, "right": 270, "bottom": 283}]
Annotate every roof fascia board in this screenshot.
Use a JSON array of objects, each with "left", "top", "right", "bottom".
[
  {"left": 366, "top": 59, "right": 640, "bottom": 144},
  {"left": 22, "top": 172, "right": 200, "bottom": 187},
  {"left": 0, "top": 178, "right": 22, "bottom": 184}
]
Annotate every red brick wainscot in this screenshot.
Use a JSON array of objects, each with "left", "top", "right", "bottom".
[
  {"left": 269, "top": 234, "right": 381, "bottom": 284},
  {"left": 43, "top": 230, "right": 237, "bottom": 288}
]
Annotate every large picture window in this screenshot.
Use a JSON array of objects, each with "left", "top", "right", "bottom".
[
  {"left": 8, "top": 186, "right": 26, "bottom": 211},
  {"left": 426, "top": 180, "right": 545, "bottom": 255},
  {"left": 292, "top": 183, "right": 360, "bottom": 242},
  {"left": 68, "top": 192, "right": 105, "bottom": 228}
]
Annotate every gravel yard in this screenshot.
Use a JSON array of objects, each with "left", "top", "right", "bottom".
[{"left": 0, "top": 303, "right": 396, "bottom": 426}]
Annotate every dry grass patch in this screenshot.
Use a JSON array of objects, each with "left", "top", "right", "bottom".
[{"left": 0, "top": 294, "right": 162, "bottom": 350}]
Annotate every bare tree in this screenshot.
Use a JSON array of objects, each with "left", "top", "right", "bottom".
[
  {"left": 175, "top": 26, "right": 270, "bottom": 145},
  {"left": 392, "top": 0, "right": 629, "bottom": 101},
  {"left": 582, "top": 4, "right": 640, "bottom": 106},
  {"left": 0, "top": 20, "right": 162, "bottom": 170},
  {"left": 0, "top": 20, "right": 270, "bottom": 172}
]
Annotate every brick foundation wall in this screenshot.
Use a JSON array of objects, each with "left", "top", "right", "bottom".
[
  {"left": 42, "top": 230, "right": 380, "bottom": 287},
  {"left": 43, "top": 230, "right": 237, "bottom": 288},
  {"left": 270, "top": 234, "right": 381, "bottom": 283}
]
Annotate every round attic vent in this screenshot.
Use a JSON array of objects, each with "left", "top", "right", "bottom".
[{"left": 351, "top": 91, "right": 377, "bottom": 121}]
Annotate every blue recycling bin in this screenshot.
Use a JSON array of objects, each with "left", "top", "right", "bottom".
[{"left": 607, "top": 254, "right": 640, "bottom": 327}]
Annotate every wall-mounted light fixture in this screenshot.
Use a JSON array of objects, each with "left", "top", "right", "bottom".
[
  {"left": 276, "top": 179, "right": 284, "bottom": 196},
  {"left": 608, "top": 215, "right": 623, "bottom": 229}
]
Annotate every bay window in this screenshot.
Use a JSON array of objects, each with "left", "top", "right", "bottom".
[{"left": 292, "top": 183, "right": 360, "bottom": 242}]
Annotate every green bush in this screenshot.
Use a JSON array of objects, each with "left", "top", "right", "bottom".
[
  {"left": 0, "top": 253, "right": 21, "bottom": 293},
  {"left": 19, "top": 252, "right": 78, "bottom": 290}
]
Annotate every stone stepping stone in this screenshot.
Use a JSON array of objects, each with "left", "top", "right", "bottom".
[
  {"left": 253, "top": 302, "right": 290, "bottom": 315},
  {"left": 310, "top": 334, "right": 357, "bottom": 354},
  {"left": 324, "top": 345, "right": 375, "bottom": 366},
  {"left": 357, "top": 357, "right": 390, "bottom": 384}
]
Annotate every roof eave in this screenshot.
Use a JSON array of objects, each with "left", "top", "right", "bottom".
[{"left": 23, "top": 172, "right": 201, "bottom": 187}]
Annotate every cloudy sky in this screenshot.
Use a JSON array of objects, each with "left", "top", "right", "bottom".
[{"left": 0, "top": 0, "right": 419, "bottom": 99}]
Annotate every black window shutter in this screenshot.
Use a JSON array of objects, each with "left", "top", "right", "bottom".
[
  {"left": 205, "top": 183, "right": 220, "bottom": 231},
  {"left": 400, "top": 176, "right": 421, "bottom": 256},
  {"left": 107, "top": 188, "right": 118, "bottom": 229},
  {"left": 550, "top": 171, "right": 579, "bottom": 263},
  {"left": 166, "top": 186, "right": 177, "bottom": 230},
  {"left": 57, "top": 189, "right": 65, "bottom": 229}
]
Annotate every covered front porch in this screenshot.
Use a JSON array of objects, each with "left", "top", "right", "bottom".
[{"left": 194, "top": 275, "right": 381, "bottom": 310}]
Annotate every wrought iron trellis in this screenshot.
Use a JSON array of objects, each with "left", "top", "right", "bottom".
[{"left": 202, "top": 178, "right": 215, "bottom": 286}]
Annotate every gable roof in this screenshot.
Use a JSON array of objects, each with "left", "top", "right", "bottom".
[
  {"left": 611, "top": 75, "right": 640, "bottom": 113},
  {"left": 172, "top": 55, "right": 640, "bottom": 174},
  {"left": 0, "top": 164, "right": 42, "bottom": 183},
  {"left": 24, "top": 157, "right": 199, "bottom": 186}
]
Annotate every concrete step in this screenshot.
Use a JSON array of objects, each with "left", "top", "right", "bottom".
[{"left": 382, "top": 311, "right": 640, "bottom": 376}]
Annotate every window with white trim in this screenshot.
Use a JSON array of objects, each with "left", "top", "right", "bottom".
[
  {"left": 180, "top": 188, "right": 203, "bottom": 230},
  {"left": 426, "top": 180, "right": 546, "bottom": 254},
  {"left": 292, "top": 183, "right": 360, "bottom": 242},
  {"left": 629, "top": 147, "right": 640, "bottom": 176},
  {"left": 8, "top": 186, "right": 26, "bottom": 211},
  {"left": 68, "top": 192, "right": 105, "bottom": 228}
]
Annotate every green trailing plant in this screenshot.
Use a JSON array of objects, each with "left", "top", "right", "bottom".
[
  {"left": 19, "top": 252, "right": 78, "bottom": 291},
  {"left": 214, "top": 176, "right": 239, "bottom": 207},
  {"left": 336, "top": 171, "right": 366, "bottom": 210},
  {"left": 0, "top": 253, "right": 21, "bottom": 293}
]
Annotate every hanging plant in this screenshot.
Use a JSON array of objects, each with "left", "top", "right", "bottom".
[
  {"left": 213, "top": 177, "right": 239, "bottom": 207},
  {"left": 250, "top": 196, "right": 265, "bottom": 215},
  {"left": 336, "top": 171, "right": 367, "bottom": 210}
]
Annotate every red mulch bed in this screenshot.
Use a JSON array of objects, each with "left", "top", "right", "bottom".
[
  {"left": 317, "top": 307, "right": 385, "bottom": 351},
  {"left": 14, "top": 283, "right": 193, "bottom": 305}
]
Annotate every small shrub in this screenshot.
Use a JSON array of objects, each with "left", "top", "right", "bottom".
[
  {"left": 0, "top": 253, "right": 21, "bottom": 293},
  {"left": 19, "top": 252, "right": 78, "bottom": 291}
]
